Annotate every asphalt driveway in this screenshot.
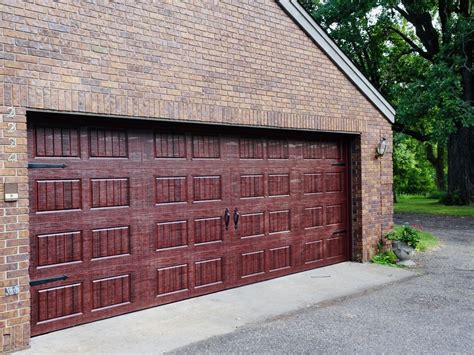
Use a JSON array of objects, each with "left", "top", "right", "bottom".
[{"left": 172, "top": 214, "right": 474, "bottom": 354}]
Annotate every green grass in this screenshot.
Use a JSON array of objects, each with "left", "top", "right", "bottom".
[
  {"left": 393, "top": 225, "right": 439, "bottom": 252},
  {"left": 416, "top": 230, "right": 440, "bottom": 251},
  {"left": 395, "top": 195, "right": 474, "bottom": 217}
]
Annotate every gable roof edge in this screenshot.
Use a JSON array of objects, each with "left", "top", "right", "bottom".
[{"left": 276, "top": 0, "right": 395, "bottom": 124}]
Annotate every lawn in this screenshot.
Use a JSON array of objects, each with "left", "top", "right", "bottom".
[{"left": 395, "top": 195, "right": 474, "bottom": 218}]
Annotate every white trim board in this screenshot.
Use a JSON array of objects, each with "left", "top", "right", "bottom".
[{"left": 276, "top": 0, "right": 395, "bottom": 123}]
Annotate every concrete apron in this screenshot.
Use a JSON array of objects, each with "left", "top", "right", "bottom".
[{"left": 19, "top": 262, "right": 415, "bottom": 354}]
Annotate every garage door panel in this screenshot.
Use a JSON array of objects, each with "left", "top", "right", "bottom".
[
  {"left": 149, "top": 175, "right": 231, "bottom": 207},
  {"left": 150, "top": 253, "right": 230, "bottom": 296},
  {"left": 29, "top": 118, "right": 350, "bottom": 335},
  {"left": 34, "top": 282, "right": 84, "bottom": 325},
  {"left": 301, "top": 203, "right": 347, "bottom": 229},
  {"left": 236, "top": 211, "right": 266, "bottom": 239},
  {"left": 33, "top": 126, "right": 81, "bottom": 158},
  {"left": 303, "top": 205, "right": 325, "bottom": 229},
  {"left": 31, "top": 270, "right": 142, "bottom": 334},
  {"left": 90, "top": 273, "right": 133, "bottom": 311},
  {"left": 239, "top": 249, "right": 266, "bottom": 278},
  {"left": 155, "top": 263, "right": 190, "bottom": 298},
  {"left": 325, "top": 203, "right": 347, "bottom": 226},
  {"left": 30, "top": 222, "right": 140, "bottom": 274},
  {"left": 299, "top": 198, "right": 348, "bottom": 214},
  {"left": 153, "top": 131, "right": 187, "bottom": 159},
  {"left": 30, "top": 176, "right": 143, "bottom": 213},
  {"left": 154, "top": 176, "right": 188, "bottom": 205},
  {"left": 32, "top": 178, "right": 82, "bottom": 213},
  {"left": 303, "top": 239, "right": 325, "bottom": 264},
  {"left": 193, "top": 256, "right": 225, "bottom": 288},
  {"left": 268, "top": 209, "right": 292, "bottom": 235},
  {"left": 88, "top": 128, "right": 129, "bottom": 159},
  {"left": 239, "top": 137, "right": 265, "bottom": 159},
  {"left": 33, "top": 230, "right": 83, "bottom": 269},
  {"left": 150, "top": 212, "right": 228, "bottom": 244},
  {"left": 193, "top": 216, "right": 225, "bottom": 245},
  {"left": 154, "top": 220, "right": 189, "bottom": 251},
  {"left": 30, "top": 125, "right": 144, "bottom": 162},
  {"left": 236, "top": 244, "right": 296, "bottom": 283},
  {"left": 325, "top": 232, "right": 347, "bottom": 259},
  {"left": 238, "top": 173, "right": 265, "bottom": 199},
  {"left": 268, "top": 245, "right": 292, "bottom": 272}
]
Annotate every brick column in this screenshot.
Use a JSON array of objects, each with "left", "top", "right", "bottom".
[
  {"left": 0, "top": 102, "right": 30, "bottom": 352},
  {"left": 359, "top": 123, "right": 394, "bottom": 261}
]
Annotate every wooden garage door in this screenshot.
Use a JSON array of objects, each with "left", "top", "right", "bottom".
[{"left": 28, "top": 116, "right": 350, "bottom": 335}]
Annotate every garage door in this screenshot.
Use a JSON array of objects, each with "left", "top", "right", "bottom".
[{"left": 28, "top": 116, "right": 350, "bottom": 335}]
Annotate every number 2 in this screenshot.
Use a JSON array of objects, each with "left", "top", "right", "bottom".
[
  {"left": 6, "top": 107, "right": 15, "bottom": 118},
  {"left": 7, "top": 122, "right": 16, "bottom": 133}
]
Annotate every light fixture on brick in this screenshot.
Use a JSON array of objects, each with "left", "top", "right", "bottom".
[{"left": 376, "top": 137, "right": 388, "bottom": 157}]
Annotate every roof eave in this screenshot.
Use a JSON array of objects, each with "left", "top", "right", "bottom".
[{"left": 276, "top": 0, "right": 395, "bottom": 124}]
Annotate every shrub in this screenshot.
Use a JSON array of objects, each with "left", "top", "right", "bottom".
[
  {"left": 440, "top": 191, "right": 468, "bottom": 206},
  {"left": 371, "top": 250, "right": 398, "bottom": 266},
  {"left": 386, "top": 225, "right": 421, "bottom": 248},
  {"left": 427, "top": 191, "right": 447, "bottom": 200},
  {"left": 393, "top": 135, "right": 437, "bottom": 195}
]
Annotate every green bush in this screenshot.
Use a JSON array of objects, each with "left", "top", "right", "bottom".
[
  {"left": 440, "top": 191, "right": 468, "bottom": 206},
  {"left": 371, "top": 250, "right": 398, "bottom": 266},
  {"left": 393, "top": 135, "right": 437, "bottom": 195},
  {"left": 426, "top": 191, "right": 447, "bottom": 200},
  {"left": 386, "top": 225, "right": 421, "bottom": 248}
]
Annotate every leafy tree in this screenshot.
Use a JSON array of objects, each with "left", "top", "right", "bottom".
[
  {"left": 299, "top": 0, "right": 474, "bottom": 203},
  {"left": 393, "top": 134, "right": 437, "bottom": 195}
]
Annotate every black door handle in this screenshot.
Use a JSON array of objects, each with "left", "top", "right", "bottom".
[
  {"left": 224, "top": 208, "right": 230, "bottom": 230},
  {"left": 233, "top": 208, "right": 240, "bottom": 229}
]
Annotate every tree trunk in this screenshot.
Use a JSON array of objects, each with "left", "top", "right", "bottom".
[
  {"left": 450, "top": 6, "right": 473, "bottom": 203},
  {"left": 447, "top": 127, "right": 472, "bottom": 204}
]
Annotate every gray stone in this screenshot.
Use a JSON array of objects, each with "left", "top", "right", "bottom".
[
  {"left": 397, "top": 259, "right": 417, "bottom": 267},
  {"left": 392, "top": 240, "right": 416, "bottom": 260}
]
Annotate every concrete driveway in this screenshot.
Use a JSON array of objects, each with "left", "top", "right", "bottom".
[
  {"left": 20, "top": 261, "right": 414, "bottom": 354},
  {"left": 173, "top": 214, "right": 474, "bottom": 354}
]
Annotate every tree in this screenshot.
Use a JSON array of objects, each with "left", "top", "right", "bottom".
[
  {"left": 300, "top": 0, "right": 474, "bottom": 203},
  {"left": 393, "top": 135, "right": 438, "bottom": 195}
]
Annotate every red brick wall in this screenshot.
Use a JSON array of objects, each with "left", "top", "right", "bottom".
[
  {"left": 0, "top": 1, "right": 393, "bottom": 351},
  {"left": 0, "top": 107, "right": 29, "bottom": 352}
]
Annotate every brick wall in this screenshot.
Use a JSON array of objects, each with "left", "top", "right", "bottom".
[
  {"left": 0, "top": 106, "right": 29, "bottom": 352},
  {"left": 0, "top": 0, "right": 393, "bottom": 351}
]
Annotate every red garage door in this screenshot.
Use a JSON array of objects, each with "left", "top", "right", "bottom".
[{"left": 28, "top": 115, "right": 350, "bottom": 335}]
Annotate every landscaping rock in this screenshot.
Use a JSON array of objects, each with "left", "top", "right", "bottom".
[{"left": 397, "top": 259, "right": 416, "bottom": 267}]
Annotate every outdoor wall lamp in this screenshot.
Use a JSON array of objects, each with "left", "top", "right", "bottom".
[{"left": 376, "top": 137, "right": 388, "bottom": 157}]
